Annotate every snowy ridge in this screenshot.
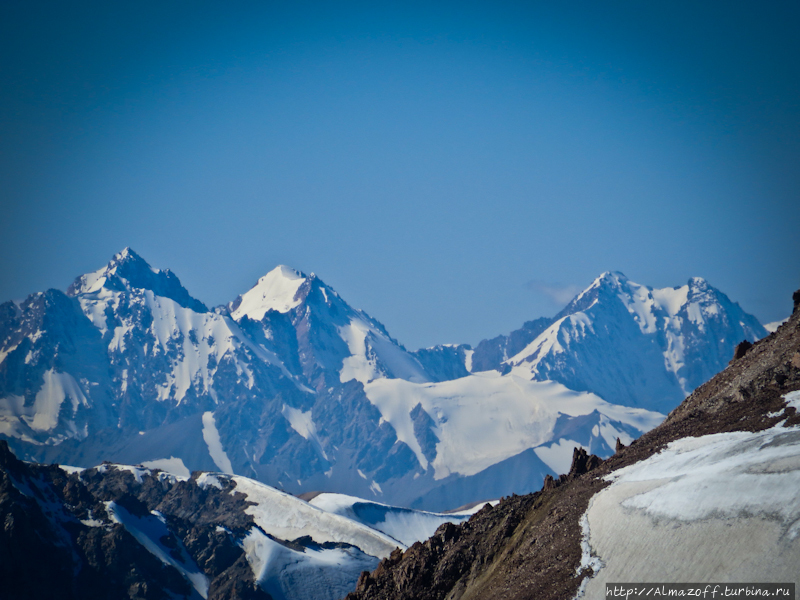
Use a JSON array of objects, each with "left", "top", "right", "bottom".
[{"left": 309, "top": 492, "right": 479, "bottom": 547}]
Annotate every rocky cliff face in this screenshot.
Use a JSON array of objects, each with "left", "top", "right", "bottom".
[
  {"left": 344, "top": 291, "right": 800, "bottom": 600},
  {"left": 0, "top": 441, "right": 267, "bottom": 600}
]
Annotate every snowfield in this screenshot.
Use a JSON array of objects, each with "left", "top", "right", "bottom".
[
  {"left": 364, "top": 372, "right": 664, "bottom": 479},
  {"left": 578, "top": 423, "right": 800, "bottom": 596}
]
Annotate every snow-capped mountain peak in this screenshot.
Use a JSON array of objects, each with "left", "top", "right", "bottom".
[
  {"left": 506, "top": 272, "right": 766, "bottom": 412},
  {"left": 67, "top": 247, "right": 207, "bottom": 313},
  {"left": 230, "top": 265, "right": 308, "bottom": 320}
]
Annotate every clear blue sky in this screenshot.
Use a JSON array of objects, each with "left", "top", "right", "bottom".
[{"left": 1, "top": 1, "right": 798, "bottom": 349}]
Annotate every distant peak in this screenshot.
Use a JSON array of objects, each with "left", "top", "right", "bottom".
[
  {"left": 67, "top": 249, "right": 207, "bottom": 313},
  {"left": 688, "top": 276, "right": 711, "bottom": 290},
  {"left": 116, "top": 246, "right": 139, "bottom": 260},
  {"left": 597, "top": 271, "right": 628, "bottom": 283},
  {"left": 263, "top": 265, "right": 306, "bottom": 282},
  {"left": 232, "top": 265, "right": 309, "bottom": 321},
  {"left": 587, "top": 271, "right": 629, "bottom": 292}
]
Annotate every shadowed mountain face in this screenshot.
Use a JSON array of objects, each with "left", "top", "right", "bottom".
[
  {"left": 0, "top": 440, "right": 485, "bottom": 600},
  {"left": 0, "top": 250, "right": 768, "bottom": 510},
  {"left": 344, "top": 293, "right": 800, "bottom": 600}
]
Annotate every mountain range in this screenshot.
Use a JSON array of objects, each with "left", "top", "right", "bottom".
[
  {"left": 0, "top": 249, "right": 767, "bottom": 510},
  {"left": 345, "top": 289, "right": 800, "bottom": 600},
  {"left": 1, "top": 286, "right": 796, "bottom": 600}
]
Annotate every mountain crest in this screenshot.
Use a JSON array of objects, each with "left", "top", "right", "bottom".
[
  {"left": 230, "top": 265, "right": 309, "bottom": 321},
  {"left": 67, "top": 248, "right": 207, "bottom": 312}
]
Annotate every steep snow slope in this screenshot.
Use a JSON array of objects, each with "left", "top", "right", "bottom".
[{"left": 231, "top": 265, "right": 431, "bottom": 387}]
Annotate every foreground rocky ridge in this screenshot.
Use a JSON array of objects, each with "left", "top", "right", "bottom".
[
  {"left": 345, "top": 292, "right": 800, "bottom": 600},
  {"left": 0, "top": 446, "right": 265, "bottom": 600},
  {"left": 0, "top": 443, "right": 485, "bottom": 600}
]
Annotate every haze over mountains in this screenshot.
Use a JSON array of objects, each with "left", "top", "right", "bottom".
[{"left": 0, "top": 249, "right": 767, "bottom": 510}]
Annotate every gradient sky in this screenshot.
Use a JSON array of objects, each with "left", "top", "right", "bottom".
[{"left": 1, "top": 1, "right": 798, "bottom": 349}]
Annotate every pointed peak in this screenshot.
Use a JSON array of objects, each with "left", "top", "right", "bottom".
[
  {"left": 688, "top": 276, "right": 711, "bottom": 291},
  {"left": 262, "top": 265, "right": 307, "bottom": 283},
  {"left": 594, "top": 271, "right": 629, "bottom": 287},
  {"left": 553, "top": 271, "right": 631, "bottom": 320},
  {"left": 67, "top": 249, "right": 207, "bottom": 313},
  {"left": 115, "top": 246, "right": 143, "bottom": 261},
  {"left": 232, "top": 265, "right": 309, "bottom": 321}
]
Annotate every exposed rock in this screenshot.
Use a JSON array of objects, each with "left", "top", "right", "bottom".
[
  {"left": 731, "top": 339, "right": 753, "bottom": 361},
  {"left": 0, "top": 443, "right": 271, "bottom": 600}
]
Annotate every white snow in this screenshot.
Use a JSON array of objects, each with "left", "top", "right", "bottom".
[
  {"left": 202, "top": 411, "right": 234, "bottom": 474},
  {"left": 785, "top": 390, "right": 800, "bottom": 412},
  {"left": 463, "top": 348, "right": 474, "bottom": 372},
  {"left": 281, "top": 404, "right": 327, "bottom": 459},
  {"left": 229, "top": 475, "right": 400, "bottom": 559},
  {"left": 231, "top": 266, "right": 306, "bottom": 321},
  {"left": 58, "top": 465, "right": 85, "bottom": 475},
  {"left": 338, "top": 318, "right": 430, "bottom": 385},
  {"left": 308, "top": 492, "right": 474, "bottom": 547},
  {"left": 108, "top": 464, "right": 151, "bottom": 484},
  {"left": 22, "top": 369, "right": 89, "bottom": 433},
  {"left": 106, "top": 501, "right": 210, "bottom": 598},
  {"left": 0, "top": 342, "right": 20, "bottom": 365},
  {"left": 196, "top": 473, "right": 224, "bottom": 490},
  {"left": 363, "top": 372, "right": 664, "bottom": 479},
  {"left": 141, "top": 457, "right": 191, "bottom": 478},
  {"left": 578, "top": 425, "right": 800, "bottom": 596},
  {"left": 239, "top": 526, "right": 377, "bottom": 600}
]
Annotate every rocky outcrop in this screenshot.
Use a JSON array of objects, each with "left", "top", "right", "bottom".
[{"left": 0, "top": 444, "right": 270, "bottom": 600}]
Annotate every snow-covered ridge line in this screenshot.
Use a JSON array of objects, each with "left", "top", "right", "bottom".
[{"left": 0, "top": 248, "right": 768, "bottom": 511}]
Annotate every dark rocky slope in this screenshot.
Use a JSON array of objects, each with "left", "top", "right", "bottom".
[
  {"left": 345, "top": 291, "right": 800, "bottom": 600},
  {"left": 0, "top": 447, "right": 269, "bottom": 600}
]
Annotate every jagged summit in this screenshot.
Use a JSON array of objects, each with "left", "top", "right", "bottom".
[
  {"left": 67, "top": 247, "right": 207, "bottom": 313},
  {"left": 230, "top": 265, "right": 309, "bottom": 320}
]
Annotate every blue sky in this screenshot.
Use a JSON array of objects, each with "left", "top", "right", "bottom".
[{"left": 1, "top": 1, "right": 798, "bottom": 349}]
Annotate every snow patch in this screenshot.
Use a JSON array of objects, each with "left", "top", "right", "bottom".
[
  {"left": 106, "top": 501, "right": 209, "bottom": 598},
  {"left": 229, "top": 475, "right": 400, "bottom": 559},
  {"left": 141, "top": 457, "right": 191, "bottom": 479},
  {"left": 281, "top": 405, "right": 327, "bottom": 460},
  {"left": 26, "top": 370, "right": 89, "bottom": 433},
  {"left": 580, "top": 425, "right": 800, "bottom": 595},
  {"left": 784, "top": 390, "right": 800, "bottom": 412},
  {"left": 309, "top": 492, "right": 475, "bottom": 548},
  {"left": 202, "top": 411, "right": 234, "bottom": 474}
]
